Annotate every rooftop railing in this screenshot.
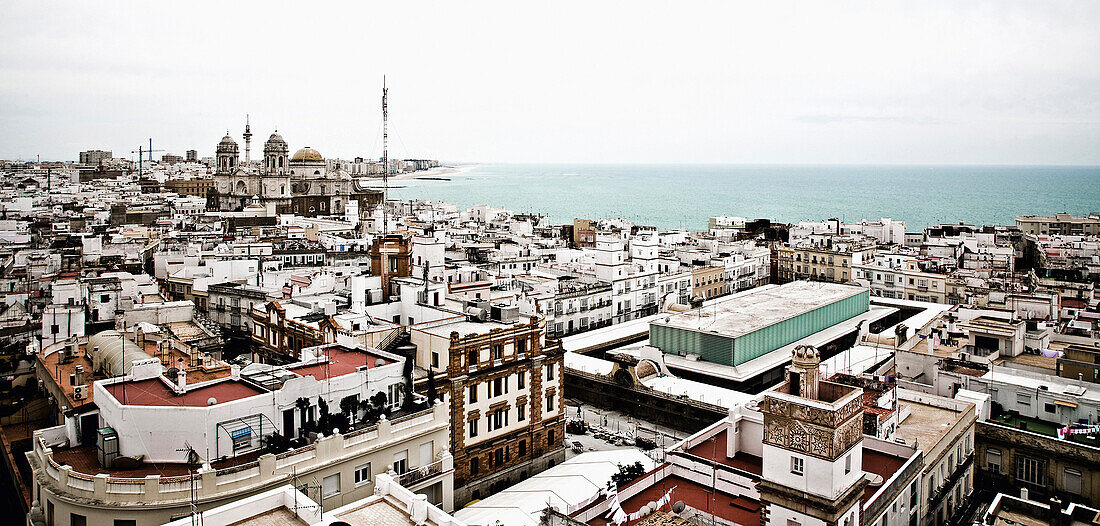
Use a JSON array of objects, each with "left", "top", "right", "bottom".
[{"left": 29, "top": 403, "right": 449, "bottom": 506}]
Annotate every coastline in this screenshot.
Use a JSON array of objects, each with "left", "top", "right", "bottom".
[{"left": 368, "top": 164, "right": 479, "bottom": 182}]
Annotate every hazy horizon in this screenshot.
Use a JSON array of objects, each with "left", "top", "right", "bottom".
[{"left": 2, "top": 1, "right": 1099, "bottom": 165}]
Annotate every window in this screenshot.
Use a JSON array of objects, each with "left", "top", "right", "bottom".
[
  {"left": 791, "top": 456, "right": 804, "bottom": 476},
  {"left": 548, "top": 429, "right": 555, "bottom": 446},
  {"left": 493, "top": 378, "right": 503, "bottom": 397},
  {"left": 1015, "top": 455, "right": 1045, "bottom": 486},
  {"left": 322, "top": 473, "right": 340, "bottom": 497},
  {"left": 1065, "top": 468, "right": 1082, "bottom": 495},
  {"left": 469, "top": 384, "right": 478, "bottom": 403},
  {"left": 71, "top": 514, "right": 87, "bottom": 526},
  {"left": 354, "top": 463, "right": 371, "bottom": 486},
  {"left": 845, "top": 454, "right": 851, "bottom": 474},
  {"left": 517, "top": 338, "right": 527, "bottom": 355},
  {"left": 546, "top": 394, "right": 555, "bottom": 411},
  {"left": 1016, "top": 392, "right": 1031, "bottom": 406},
  {"left": 469, "top": 418, "right": 479, "bottom": 437},
  {"left": 546, "top": 363, "right": 555, "bottom": 380},
  {"left": 1044, "top": 403, "right": 1056, "bottom": 413},
  {"left": 519, "top": 439, "right": 527, "bottom": 456},
  {"left": 788, "top": 520, "right": 801, "bottom": 526},
  {"left": 113, "top": 521, "right": 135, "bottom": 526},
  {"left": 518, "top": 373, "right": 525, "bottom": 389},
  {"left": 100, "top": 294, "right": 110, "bottom": 303},
  {"left": 470, "top": 457, "right": 479, "bottom": 475},
  {"left": 518, "top": 403, "right": 526, "bottom": 421},
  {"left": 431, "top": 351, "right": 439, "bottom": 369},
  {"left": 491, "top": 344, "right": 503, "bottom": 361},
  {"left": 393, "top": 450, "right": 408, "bottom": 474}
]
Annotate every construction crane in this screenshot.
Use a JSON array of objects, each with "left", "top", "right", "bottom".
[{"left": 130, "top": 138, "right": 165, "bottom": 178}]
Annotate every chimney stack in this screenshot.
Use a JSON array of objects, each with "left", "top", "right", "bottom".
[{"left": 176, "top": 369, "right": 187, "bottom": 392}]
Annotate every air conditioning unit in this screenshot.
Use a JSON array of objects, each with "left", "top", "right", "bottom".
[{"left": 73, "top": 384, "right": 88, "bottom": 401}]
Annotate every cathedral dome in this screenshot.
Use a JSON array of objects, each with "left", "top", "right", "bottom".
[
  {"left": 265, "top": 133, "right": 287, "bottom": 147},
  {"left": 291, "top": 147, "right": 323, "bottom": 162},
  {"left": 264, "top": 132, "right": 288, "bottom": 153},
  {"left": 217, "top": 133, "right": 239, "bottom": 153}
]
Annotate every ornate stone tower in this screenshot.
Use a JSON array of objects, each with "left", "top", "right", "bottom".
[
  {"left": 215, "top": 132, "right": 239, "bottom": 174},
  {"left": 263, "top": 132, "right": 289, "bottom": 175},
  {"left": 758, "top": 345, "right": 867, "bottom": 526}
]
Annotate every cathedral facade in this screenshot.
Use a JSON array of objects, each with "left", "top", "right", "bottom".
[{"left": 208, "top": 123, "right": 382, "bottom": 218}]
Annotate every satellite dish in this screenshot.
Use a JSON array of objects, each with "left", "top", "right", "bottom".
[
  {"left": 672, "top": 500, "right": 686, "bottom": 513},
  {"left": 207, "top": 397, "right": 217, "bottom": 406}
]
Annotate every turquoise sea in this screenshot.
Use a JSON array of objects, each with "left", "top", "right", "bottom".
[{"left": 390, "top": 164, "right": 1100, "bottom": 231}]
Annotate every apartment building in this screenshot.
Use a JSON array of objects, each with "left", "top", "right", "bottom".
[
  {"left": 855, "top": 254, "right": 950, "bottom": 303},
  {"left": 409, "top": 313, "right": 566, "bottom": 504},
  {"left": 691, "top": 265, "right": 725, "bottom": 301},
  {"left": 1016, "top": 213, "right": 1100, "bottom": 236},
  {"left": 776, "top": 236, "right": 875, "bottom": 284},
  {"left": 594, "top": 232, "right": 659, "bottom": 324},
  {"left": 26, "top": 340, "right": 453, "bottom": 526}
]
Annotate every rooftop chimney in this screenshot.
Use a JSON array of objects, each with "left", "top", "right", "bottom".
[{"left": 176, "top": 369, "right": 187, "bottom": 392}]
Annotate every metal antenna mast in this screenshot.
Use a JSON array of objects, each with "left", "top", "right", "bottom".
[{"left": 382, "top": 76, "right": 389, "bottom": 235}]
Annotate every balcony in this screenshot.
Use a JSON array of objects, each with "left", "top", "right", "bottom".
[{"left": 395, "top": 457, "right": 453, "bottom": 489}]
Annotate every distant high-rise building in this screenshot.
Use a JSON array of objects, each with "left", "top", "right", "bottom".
[
  {"left": 186, "top": 149, "right": 197, "bottom": 162},
  {"left": 161, "top": 154, "right": 184, "bottom": 165},
  {"left": 78, "top": 149, "right": 111, "bottom": 165}
]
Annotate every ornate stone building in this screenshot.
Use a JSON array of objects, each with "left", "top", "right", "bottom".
[
  {"left": 209, "top": 123, "right": 383, "bottom": 219},
  {"left": 759, "top": 345, "right": 868, "bottom": 526},
  {"left": 443, "top": 317, "right": 566, "bottom": 504}
]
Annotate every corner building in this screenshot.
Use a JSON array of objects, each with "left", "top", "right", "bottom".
[{"left": 444, "top": 318, "right": 566, "bottom": 504}]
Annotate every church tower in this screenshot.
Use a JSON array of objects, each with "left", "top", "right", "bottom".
[
  {"left": 215, "top": 132, "right": 239, "bottom": 174},
  {"left": 758, "top": 345, "right": 867, "bottom": 526},
  {"left": 263, "top": 132, "right": 289, "bottom": 175}
]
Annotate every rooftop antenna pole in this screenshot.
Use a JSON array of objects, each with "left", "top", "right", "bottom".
[{"left": 382, "top": 76, "right": 390, "bottom": 235}]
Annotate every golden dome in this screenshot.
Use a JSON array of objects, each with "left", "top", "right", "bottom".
[{"left": 290, "top": 147, "right": 323, "bottom": 162}]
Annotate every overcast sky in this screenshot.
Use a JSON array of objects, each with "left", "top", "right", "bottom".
[{"left": 2, "top": 1, "right": 1098, "bottom": 164}]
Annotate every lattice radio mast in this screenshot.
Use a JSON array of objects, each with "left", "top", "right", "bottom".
[{"left": 382, "top": 76, "right": 390, "bottom": 235}]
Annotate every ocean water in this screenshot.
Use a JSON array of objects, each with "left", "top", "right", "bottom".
[{"left": 390, "top": 164, "right": 1100, "bottom": 231}]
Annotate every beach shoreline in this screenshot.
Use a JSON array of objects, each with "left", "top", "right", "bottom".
[{"left": 359, "top": 164, "right": 478, "bottom": 182}]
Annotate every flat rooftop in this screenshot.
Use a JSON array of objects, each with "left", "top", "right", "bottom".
[
  {"left": 417, "top": 318, "right": 513, "bottom": 338},
  {"left": 226, "top": 507, "right": 309, "bottom": 526},
  {"left": 104, "top": 378, "right": 265, "bottom": 407},
  {"left": 288, "top": 346, "right": 389, "bottom": 381},
  {"left": 584, "top": 475, "right": 761, "bottom": 526},
  {"left": 328, "top": 497, "right": 436, "bottom": 526},
  {"left": 862, "top": 448, "right": 908, "bottom": 506},
  {"left": 893, "top": 400, "right": 965, "bottom": 452},
  {"left": 652, "top": 281, "right": 866, "bottom": 338},
  {"left": 682, "top": 429, "right": 763, "bottom": 475}
]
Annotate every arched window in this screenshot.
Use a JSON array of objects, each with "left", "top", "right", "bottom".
[
  {"left": 314, "top": 170, "right": 320, "bottom": 175},
  {"left": 278, "top": 157, "right": 283, "bottom": 168}
]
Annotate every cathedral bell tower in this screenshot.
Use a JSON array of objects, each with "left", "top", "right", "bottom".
[
  {"left": 758, "top": 345, "right": 867, "bottom": 526},
  {"left": 263, "top": 132, "right": 289, "bottom": 176},
  {"left": 215, "top": 132, "right": 239, "bottom": 174}
]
